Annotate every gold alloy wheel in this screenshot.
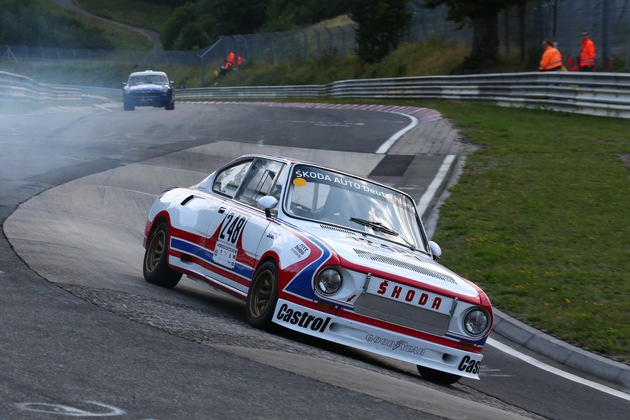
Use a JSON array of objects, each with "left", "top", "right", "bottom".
[
  {"left": 250, "top": 269, "right": 273, "bottom": 318},
  {"left": 145, "top": 229, "right": 166, "bottom": 273}
]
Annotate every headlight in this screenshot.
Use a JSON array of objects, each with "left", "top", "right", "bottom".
[
  {"left": 316, "top": 268, "right": 342, "bottom": 295},
  {"left": 464, "top": 308, "right": 490, "bottom": 336}
]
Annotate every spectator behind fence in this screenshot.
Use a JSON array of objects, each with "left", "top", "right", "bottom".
[
  {"left": 580, "top": 31, "right": 596, "bottom": 72},
  {"left": 539, "top": 39, "right": 563, "bottom": 71}
]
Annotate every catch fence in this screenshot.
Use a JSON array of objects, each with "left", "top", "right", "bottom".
[{"left": 2, "top": 0, "right": 629, "bottom": 76}]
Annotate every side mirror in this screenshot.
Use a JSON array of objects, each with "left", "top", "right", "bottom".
[
  {"left": 257, "top": 195, "right": 278, "bottom": 218},
  {"left": 429, "top": 241, "right": 442, "bottom": 261}
]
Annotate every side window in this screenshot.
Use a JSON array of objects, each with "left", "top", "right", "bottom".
[
  {"left": 212, "top": 161, "right": 252, "bottom": 197},
  {"left": 235, "top": 159, "right": 285, "bottom": 205}
]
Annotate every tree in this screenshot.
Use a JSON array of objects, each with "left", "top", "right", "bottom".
[
  {"left": 423, "top": 0, "right": 528, "bottom": 70},
  {"left": 161, "top": 3, "right": 202, "bottom": 50},
  {"left": 348, "top": 0, "right": 411, "bottom": 64},
  {"left": 200, "top": 0, "right": 269, "bottom": 36}
]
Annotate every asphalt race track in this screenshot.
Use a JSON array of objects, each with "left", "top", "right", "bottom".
[{"left": 1, "top": 102, "right": 628, "bottom": 419}]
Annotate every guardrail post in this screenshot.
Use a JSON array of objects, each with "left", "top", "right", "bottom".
[
  {"left": 324, "top": 27, "right": 333, "bottom": 53},
  {"left": 300, "top": 31, "right": 307, "bottom": 60}
]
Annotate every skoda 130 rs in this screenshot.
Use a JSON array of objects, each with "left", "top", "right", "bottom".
[{"left": 143, "top": 154, "right": 493, "bottom": 384}]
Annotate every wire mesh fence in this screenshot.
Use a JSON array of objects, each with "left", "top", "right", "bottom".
[
  {"left": 406, "top": 0, "right": 630, "bottom": 71},
  {"left": 1, "top": 0, "right": 629, "bottom": 73}
]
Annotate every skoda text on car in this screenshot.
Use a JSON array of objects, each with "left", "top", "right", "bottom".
[
  {"left": 143, "top": 155, "right": 493, "bottom": 384},
  {"left": 123, "top": 70, "right": 174, "bottom": 111}
]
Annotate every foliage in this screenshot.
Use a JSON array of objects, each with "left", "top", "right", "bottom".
[
  {"left": 160, "top": 0, "right": 270, "bottom": 50},
  {"left": 261, "top": 0, "right": 352, "bottom": 32},
  {"left": 423, "top": 0, "right": 529, "bottom": 71},
  {"left": 347, "top": 0, "right": 411, "bottom": 64},
  {"left": 161, "top": 3, "right": 210, "bottom": 50},
  {"left": 200, "top": 0, "right": 269, "bottom": 36},
  {"left": 362, "top": 37, "right": 468, "bottom": 78},
  {"left": 160, "top": 0, "right": 352, "bottom": 51}
]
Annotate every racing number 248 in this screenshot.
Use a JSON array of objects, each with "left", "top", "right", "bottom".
[{"left": 219, "top": 211, "right": 248, "bottom": 244}]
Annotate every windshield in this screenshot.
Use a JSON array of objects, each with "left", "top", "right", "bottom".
[
  {"left": 285, "top": 164, "right": 429, "bottom": 252},
  {"left": 129, "top": 74, "right": 168, "bottom": 85}
]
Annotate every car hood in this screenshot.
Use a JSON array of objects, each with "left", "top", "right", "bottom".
[{"left": 303, "top": 222, "right": 481, "bottom": 299}]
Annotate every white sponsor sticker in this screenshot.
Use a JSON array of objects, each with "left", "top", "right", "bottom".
[{"left": 213, "top": 240, "right": 237, "bottom": 268}]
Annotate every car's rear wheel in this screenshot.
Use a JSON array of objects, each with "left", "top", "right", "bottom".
[
  {"left": 143, "top": 222, "right": 182, "bottom": 288},
  {"left": 416, "top": 365, "right": 461, "bottom": 385},
  {"left": 246, "top": 261, "right": 278, "bottom": 329},
  {"left": 123, "top": 101, "right": 135, "bottom": 111}
]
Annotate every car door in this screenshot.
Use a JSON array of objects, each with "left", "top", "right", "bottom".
[{"left": 205, "top": 157, "right": 286, "bottom": 297}]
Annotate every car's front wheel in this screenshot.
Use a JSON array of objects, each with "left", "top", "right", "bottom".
[
  {"left": 246, "top": 261, "right": 278, "bottom": 329},
  {"left": 417, "top": 365, "right": 461, "bottom": 385},
  {"left": 143, "top": 222, "right": 182, "bottom": 288},
  {"left": 165, "top": 101, "right": 175, "bottom": 110},
  {"left": 123, "top": 101, "right": 135, "bottom": 111}
]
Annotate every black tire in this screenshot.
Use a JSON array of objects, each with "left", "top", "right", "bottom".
[
  {"left": 246, "top": 261, "right": 278, "bottom": 329},
  {"left": 123, "top": 101, "right": 135, "bottom": 111},
  {"left": 416, "top": 365, "right": 461, "bottom": 385},
  {"left": 165, "top": 101, "right": 175, "bottom": 110},
  {"left": 143, "top": 222, "right": 182, "bottom": 288}
]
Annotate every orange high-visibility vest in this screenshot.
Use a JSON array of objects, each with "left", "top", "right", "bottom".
[
  {"left": 580, "top": 38, "right": 596, "bottom": 68},
  {"left": 539, "top": 46, "right": 563, "bottom": 71}
]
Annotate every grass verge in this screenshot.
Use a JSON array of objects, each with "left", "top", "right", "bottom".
[{"left": 417, "top": 101, "right": 630, "bottom": 363}]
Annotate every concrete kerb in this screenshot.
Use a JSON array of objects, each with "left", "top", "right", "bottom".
[{"left": 492, "top": 309, "right": 630, "bottom": 390}]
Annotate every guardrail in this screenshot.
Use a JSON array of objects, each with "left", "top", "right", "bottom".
[
  {"left": 3, "top": 70, "right": 630, "bottom": 119},
  {"left": 0, "top": 71, "right": 82, "bottom": 102},
  {"left": 176, "top": 72, "right": 630, "bottom": 119}
]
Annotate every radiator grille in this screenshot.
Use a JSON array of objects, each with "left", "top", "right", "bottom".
[
  {"left": 354, "top": 293, "right": 450, "bottom": 336},
  {"left": 132, "top": 91, "right": 161, "bottom": 97}
]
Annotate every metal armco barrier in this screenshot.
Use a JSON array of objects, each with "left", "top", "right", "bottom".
[
  {"left": 0, "top": 71, "right": 82, "bottom": 102},
  {"left": 3, "top": 70, "right": 630, "bottom": 119},
  {"left": 176, "top": 72, "right": 630, "bottom": 119}
]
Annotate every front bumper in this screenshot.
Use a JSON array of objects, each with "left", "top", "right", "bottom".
[
  {"left": 273, "top": 299, "right": 484, "bottom": 379},
  {"left": 124, "top": 92, "right": 172, "bottom": 107}
]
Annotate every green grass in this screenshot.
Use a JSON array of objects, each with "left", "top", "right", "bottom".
[{"left": 416, "top": 102, "right": 630, "bottom": 362}]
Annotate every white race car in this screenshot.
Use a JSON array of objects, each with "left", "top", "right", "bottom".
[{"left": 143, "top": 154, "right": 493, "bottom": 384}]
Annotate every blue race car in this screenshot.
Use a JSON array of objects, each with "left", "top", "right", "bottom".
[{"left": 123, "top": 70, "right": 174, "bottom": 111}]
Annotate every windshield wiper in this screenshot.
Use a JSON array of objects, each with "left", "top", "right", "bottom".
[
  {"left": 349, "top": 217, "right": 417, "bottom": 250},
  {"left": 350, "top": 217, "right": 398, "bottom": 236}
]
